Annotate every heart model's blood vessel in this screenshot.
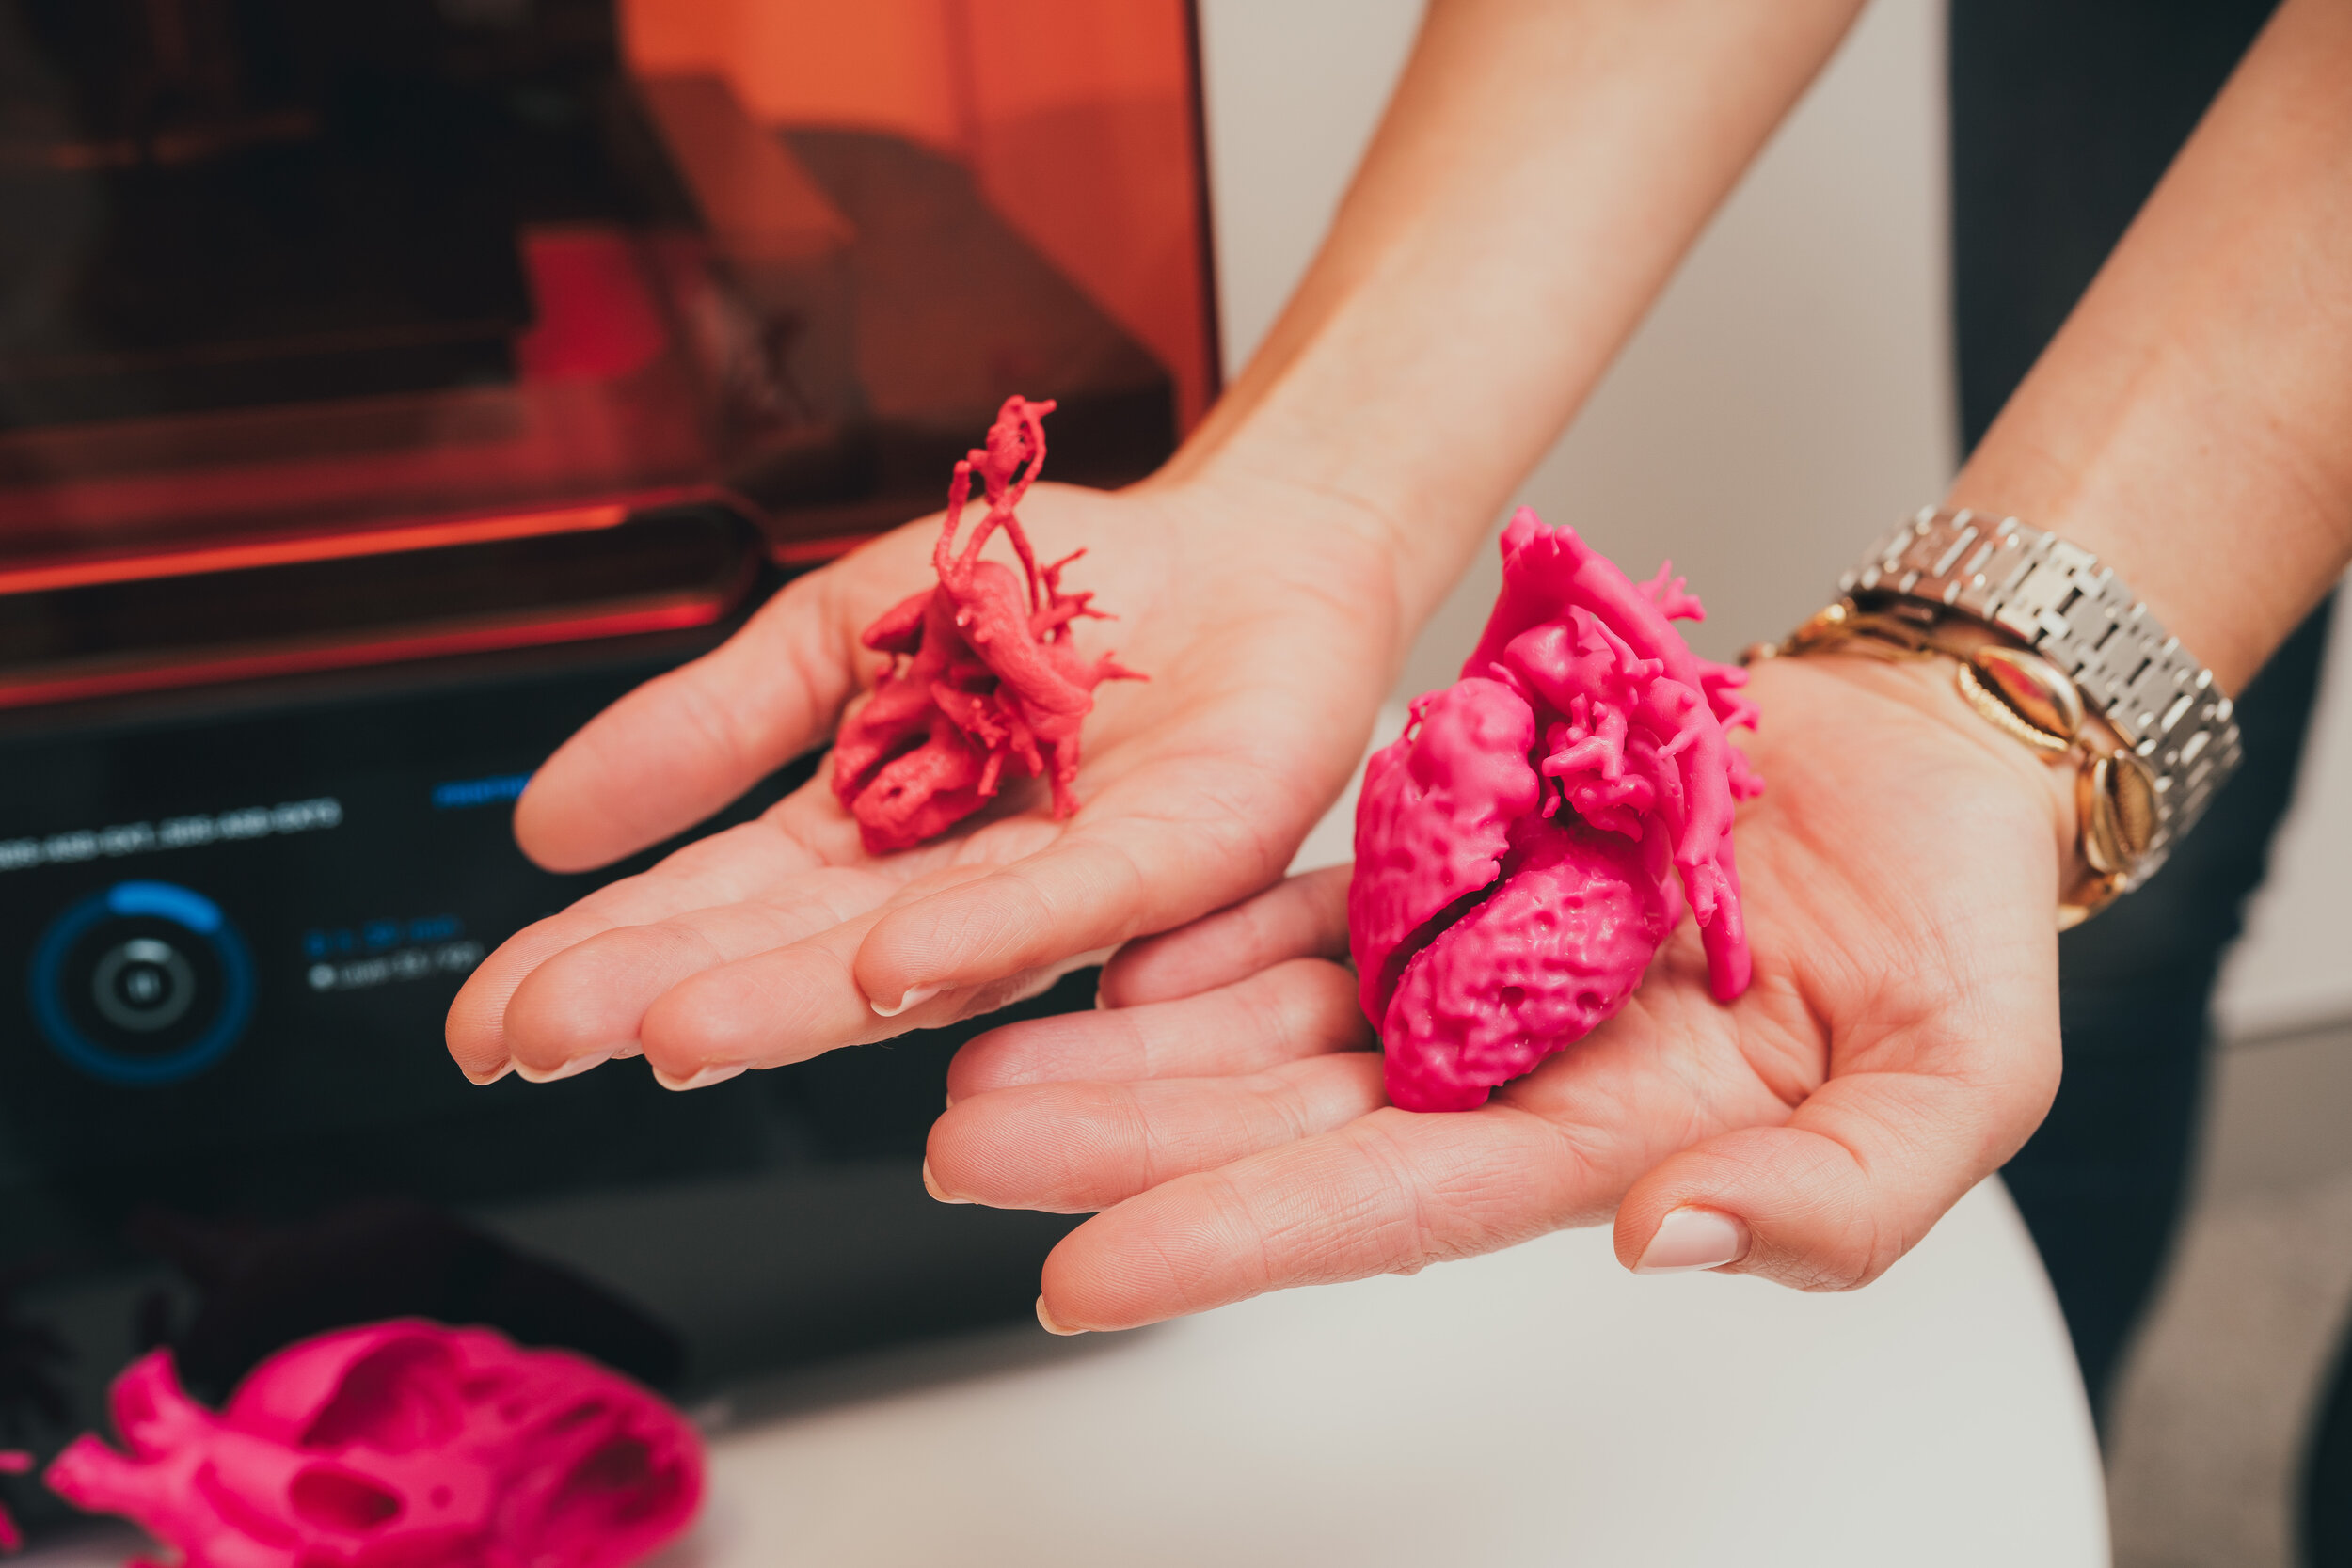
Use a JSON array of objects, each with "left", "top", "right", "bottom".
[
  {"left": 832, "top": 395, "right": 1142, "bottom": 854},
  {"left": 1350, "top": 508, "right": 1762, "bottom": 1112}
]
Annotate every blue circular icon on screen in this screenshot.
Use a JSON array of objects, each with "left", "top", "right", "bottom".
[{"left": 30, "top": 881, "right": 254, "bottom": 1086}]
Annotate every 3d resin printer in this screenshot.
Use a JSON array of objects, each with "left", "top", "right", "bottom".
[{"left": 0, "top": 0, "right": 1215, "bottom": 1533}]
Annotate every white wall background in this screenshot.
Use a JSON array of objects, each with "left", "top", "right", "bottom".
[
  {"left": 1195, "top": 0, "right": 2351, "bottom": 1038},
  {"left": 2218, "top": 616, "right": 2352, "bottom": 1039}
]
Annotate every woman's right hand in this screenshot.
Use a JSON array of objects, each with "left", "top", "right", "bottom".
[{"left": 444, "top": 471, "right": 1416, "bottom": 1089}]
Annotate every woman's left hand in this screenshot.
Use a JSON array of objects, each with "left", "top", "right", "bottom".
[{"left": 924, "top": 654, "right": 2074, "bottom": 1328}]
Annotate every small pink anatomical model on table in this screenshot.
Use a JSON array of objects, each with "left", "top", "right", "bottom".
[
  {"left": 0, "top": 1449, "right": 29, "bottom": 1552},
  {"left": 1350, "top": 508, "right": 1763, "bottom": 1112},
  {"left": 832, "top": 395, "right": 1144, "bottom": 853},
  {"left": 46, "top": 1320, "right": 701, "bottom": 1568}
]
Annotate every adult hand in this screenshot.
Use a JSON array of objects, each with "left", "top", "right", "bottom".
[
  {"left": 924, "top": 653, "right": 2074, "bottom": 1326},
  {"left": 444, "top": 475, "right": 1406, "bottom": 1087}
]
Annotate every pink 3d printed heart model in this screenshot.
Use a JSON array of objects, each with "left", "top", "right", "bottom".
[
  {"left": 44, "top": 1320, "right": 701, "bottom": 1568},
  {"left": 1350, "top": 507, "right": 1763, "bottom": 1112},
  {"left": 832, "top": 395, "right": 1142, "bottom": 853}
]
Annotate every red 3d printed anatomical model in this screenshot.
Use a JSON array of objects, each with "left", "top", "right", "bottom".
[
  {"left": 46, "top": 1321, "right": 701, "bottom": 1568},
  {"left": 832, "top": 395, "right": 1142, "bottom": 853},
  {"left": 1351, "top": 508, "right": 1762, "bottom": 1112}
]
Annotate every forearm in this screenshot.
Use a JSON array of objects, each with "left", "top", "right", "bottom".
[
  {"left": 1948, "top": 0, "right": 2352, "bottom": 693},
  {"left": 1161, "top": 0, "right": 1867, "bottom": 631}
]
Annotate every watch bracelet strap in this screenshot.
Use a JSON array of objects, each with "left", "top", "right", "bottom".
[{"left": 1839, "top": 506, "right": 2243, "bottom": 884}]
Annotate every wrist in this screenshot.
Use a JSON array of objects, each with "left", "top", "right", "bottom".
[
  {"left": 1941, "top": 474, "right": 2269, "bottom": 697},
  {"left": 1752, "top": 653, "right": 2079, "bottom": 889},
  {"left": 1156, "top": 372, "right": 1532, "bottom": 638},
  {"left": 1822, "top": 507, "right": 2243, "bottom": 910},
  {"left": 1138, "top": 451, "right": 1441, "bottom": 650}
]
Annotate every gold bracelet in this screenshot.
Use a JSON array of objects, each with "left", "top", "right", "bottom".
[{"left": 1748, "top": 598, "right": 2153, "bottom": 929}]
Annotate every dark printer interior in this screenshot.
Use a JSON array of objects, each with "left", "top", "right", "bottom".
[{"left": 0, "top": 0, "right": 1214, "bottom": 1536}]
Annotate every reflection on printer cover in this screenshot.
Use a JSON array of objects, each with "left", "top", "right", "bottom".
[
  {"left": 0, "top": 0, "right": 1186, "bottom": 559},
  {"left": 0, "top": 0, "right": 1209, "bottom": 1540}
]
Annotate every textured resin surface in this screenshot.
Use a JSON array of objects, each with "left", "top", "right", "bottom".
[
  {"left": 832, "top": 395, "right": 1141, "bottom": 852},
  {"left": 47, "top": 1320, "right": 701, "bottom": 1568},
  {"left": 1350, "top": 509, "right": 1761, "bottom": 1111}
]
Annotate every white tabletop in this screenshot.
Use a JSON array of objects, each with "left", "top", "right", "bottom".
[{"left": 25, "top": 1178, "right": 2104, "bottom": 1567}]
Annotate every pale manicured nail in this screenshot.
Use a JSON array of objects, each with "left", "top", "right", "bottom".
[
  {"left": 944, "top": 1090, "right": 956, "bottom": 1110},
  {"left": 869, "top": 984, "right": 942, "bottom": 1019},
  {"left": 467, "top": 1060, "right": 514, "bottom": 1086},
  {"left": 1634, "top": 1207, "right": 1750, "bottom": 1274},
  {"left": 1036, "top": 1295, "right": 1084, "bottom": 1336},
  {"left": 513, "top": 1050, "right": 612, "bottom": 1085},
  {"left": 921, "top": 1159, "right": 971, "bottom": 1204},
  {"left": 652, "top": 1063, "right": 749, "bottom": 1092}
]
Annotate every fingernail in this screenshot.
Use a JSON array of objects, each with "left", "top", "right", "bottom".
[
  {"left": 944, "top": 1090, "right": 956, "bottom": 1110},
  {"left": 869, "top": 984, "right": 942, "bottom": 1019},
  {"left": 1634, "top": 1207, "right": 1749, "bottom": 1274},
  {"left": 921, "top": 1159, "right": 971, "bottom": 1204},
  {"left": 651, "top": 1063, "right": 749, "bottom": 1092},
  {"left": 466, "top": 1061, "right": 514, "bottom": 1086},
  {"left": 1036, "top": 1295, "right": 1084, "bottom": 1337},
  {"left": 513, "top": 1050, "right": 612, "bottom": 1085}
]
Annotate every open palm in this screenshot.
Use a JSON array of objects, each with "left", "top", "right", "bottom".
[
  {"left": 923, "top": 655, "right": 2074, "bottom": 1327},
  {"left": 444, "top": 477, "right": 1410, "bottom": 1087}
]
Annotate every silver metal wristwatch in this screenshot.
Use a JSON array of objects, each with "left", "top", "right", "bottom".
[{"left": 1764, "top": 506, "right": 2243, "bottom": 925}]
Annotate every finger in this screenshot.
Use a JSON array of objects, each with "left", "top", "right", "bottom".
[
  {"left": 1610, "top": 1050, "right": 2061, "bottom": 1291},
  {"left": 927, "top": 1053, "right": 1387, "bottom": 1212},
  {"left": 634, "top": 862, "right": 1055, "bottom": 1085},
  {"left": 1098, "top": 864, "right": 1354, "bottom": 1008},
  {"left": 636, "top": 909, "right": 894, "bottom": 1087},
  {"left": 850, "top": 827, "right": 1257, "bottom": 1016},
  {"left": 446, "top": 818, "right": 829, "bottom": 1080},
  {"left": 501, "top": 868, "right": 898, "bottom": 1082},
  {"left": 514, "top": 567, "right": 862, "bottom": 873},
  {"left": 1033, "top": 1104, "right": 1619, "bottom": 1332},
  {"left": 946, "top": 958, "right": 1369, "bottom": 1101},
  {"left": 846, "top": 746, "right": 1316, "bottom": 1016}
]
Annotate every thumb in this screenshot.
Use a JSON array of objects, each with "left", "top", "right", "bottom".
[
  {"left": 1612, "top": 1053, "right": 2059, "bottom": 1291},
  {"left": 515, "top": 567, "right": 862, "bottom": 872}
]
